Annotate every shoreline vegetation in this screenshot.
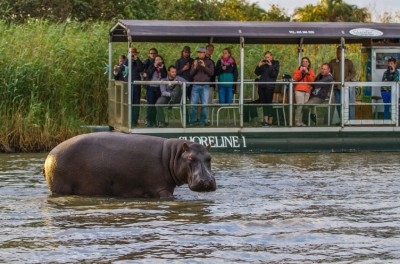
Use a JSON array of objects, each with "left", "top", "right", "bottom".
[{"left": 0, "top": 20, "right": 362, "bottom": 152}]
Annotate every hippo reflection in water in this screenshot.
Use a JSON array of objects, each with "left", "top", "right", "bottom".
[{"left": 43, "top": 132, "right": 216, "bottom": 198}]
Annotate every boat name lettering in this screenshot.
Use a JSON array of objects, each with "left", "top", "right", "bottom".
[
  {"left": 349, "top": 28, "right": 383, "bottom": 37},
  {"left": 179, "top": 135, "right": 246, "bottom": 148}
]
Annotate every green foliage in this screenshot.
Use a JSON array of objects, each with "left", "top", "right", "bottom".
[
  {"left": 0, "top": 20, "right": 110, "bottom": 151},
  {"left": 293, "top": 0, "right": 371, "bottom": 22}
]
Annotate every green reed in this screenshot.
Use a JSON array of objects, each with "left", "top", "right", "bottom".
[{"left": 0, "top": 20, "right": 362, "bottom": 152}]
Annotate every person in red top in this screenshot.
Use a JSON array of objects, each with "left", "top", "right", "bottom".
[{"left": 292, "top": 57, "right": 315, "bottom": 126}]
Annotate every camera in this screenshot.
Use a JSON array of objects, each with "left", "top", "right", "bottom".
[
  {"left": 197, "top": 59, "right": 202, "bottom": 63},
  {"left": 282, "top": 74, "right": 292, "bottom": 81},
  {"left": 388, "top": 66, "right": 393, "bottom": 71},
  {"left": 157, "top": 62, "right": 163, "bottom": 67},
  {"left": 262, "top": 59, "right": 267, "bottom": 63},
  {"left": 301, "top": 69, "right": 307, "bottom": 74}
]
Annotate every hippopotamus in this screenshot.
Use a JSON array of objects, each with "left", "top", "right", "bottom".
[{"left": 43, "top": 132, "right": 216, "bottom": 198}]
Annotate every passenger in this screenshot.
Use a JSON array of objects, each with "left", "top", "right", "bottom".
[
  {"left": 206, "top": 44, "right": 216, "bottom": 105},
  {"left": 243, "top": 78, "right": 260, "bottom": 127},
  {"left": 155, "top": 65, "right": 187, "bottom": 127},
  {"left": 254, "top": 51, "right": 280, "bottom": 127},
  {"left": 328, "top": 46, "right": 356, "bottom": 120},
  {"left": 381, "top": 57, "right": 400, "bottom": 120},
  {"left": 304, "top": 63, "right": 334, "bottom": 125},
  {"left": 292, "top": 57, "right": 315, "bottom": 126},
  {"left": 189, "top": 47, "right": 214, "bottom": 126},
  {"left": 144, "top": 55, "right": 167, "bottom": 127},
  {"left": 215, "top": 48, "right": 238, "bottom": 104},
  {"left": 175, "top": 46, "right": 194, "bottom": 100},
  {"left": 142, "top": 48, "right": 158, "bottom": 79},
  {"left": 113, "top": 54, "right": 127, "bottom": 81},
  {"left": 127, "top": 48, "right": 144, "bottom": 126}
]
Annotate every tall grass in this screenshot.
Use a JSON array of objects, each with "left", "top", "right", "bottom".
[
  {"left": 0, "top": 20, "right": 362, "bottom": 152},
  {"left": 0, "top": 20, "right": 110, "bottom": 152}
]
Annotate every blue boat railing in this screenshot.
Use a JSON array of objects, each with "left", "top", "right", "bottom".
[{"left": 107, "top": 79, "right": 400, "bottom": 130}]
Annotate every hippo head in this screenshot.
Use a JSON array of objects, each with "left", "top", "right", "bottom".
[{"left": 182, "top": 142, "right": 216, "bottom": 192}]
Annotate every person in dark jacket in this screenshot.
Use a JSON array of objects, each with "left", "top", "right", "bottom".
[
  {"left": 215, "top": 48, "right": 238, "bottom": 104},
  {"left": 254, "top": 51, "right": 280, "bottom": 126},
  {"left": 381, "top": 57, "right": 400, "bottom": 119},
  {"left": 113, "top": 55, "right": 127, "bottom": 81},
  {"left": 126, "top": 48, "right": 144, "bottom": 126},
  {"left": 144, "top": 55, "right": 167, "bottom": 127},
  {"left": 175, "top": 46, "right": 194, "bottom": 100},
  {"left": 304, "top": 63, "right": 334, "bottom": 125}
]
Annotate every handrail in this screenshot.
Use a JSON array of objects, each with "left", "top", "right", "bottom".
[{"left": 111, "top": 80, "right": 400, "bottom": 128}]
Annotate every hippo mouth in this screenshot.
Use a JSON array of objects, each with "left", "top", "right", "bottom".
[{"left": 188, "top": 174, "right": 216, "bottom": 192}]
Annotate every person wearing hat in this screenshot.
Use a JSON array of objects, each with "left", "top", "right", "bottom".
[
  {"left": 175, "top": 46, "right": 194, "bottom": 100},
  {"left": 125, "top": 47, "right": 144, "bottom": 126},
  {"left": 189, "top": 47, "right": 214, "bottom": 126},
  {"left": 328, "top": 46, "right": 356, "bottom": 122}
]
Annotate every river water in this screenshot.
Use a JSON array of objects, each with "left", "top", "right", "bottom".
[{"left": 1, "top": 152, "right": 400, "bottom": 263}]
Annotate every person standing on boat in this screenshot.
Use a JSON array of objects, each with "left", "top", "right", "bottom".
[
  {"left": 292, "top": 57, "right": 315, "bottom": 126},
  {"left": 381, "top": 57, "right": 400, "bottom": 120},
  {"left": 126, "top": 48, "right": 144, "bottom": 127},
  {"left": 144, "top": 55, "right": 167, "bottom": 127},
  {"left": 189, "top": 47, "right": 214, "bottom": 126},
  {"left": 215, "top": 48, "right": 238, "bottom": 104},
  {"left": 113, "top": 55, "right": 127, "bottom": 81},
  {"left": 143, "top": 48, "right": 158, "bottom": 75},
  {"left": 328, "top": 46, "right": 356, "bottom": 120},
  {"left": 175, "top": 46, "right": 194, "bottom": 101},
  {"left": 254, "top": 51, "right": 280, "bottom": 126},
  {"left": 155, "top": 66, "right": 187, "bottom": 127},
  {"left": 304, "top": 63, "right": 333, "bottom": 125}
]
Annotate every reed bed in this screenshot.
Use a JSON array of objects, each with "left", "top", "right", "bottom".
[{"left": 0, "top": 20, "right": 362, "bottom": 152}]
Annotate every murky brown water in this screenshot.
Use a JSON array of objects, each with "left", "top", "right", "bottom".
[{"left": 1, "top": 152, "right": 400, "bottom": 263}]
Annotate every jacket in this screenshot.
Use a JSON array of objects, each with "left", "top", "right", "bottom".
[
  {"left": 215, "top": 58, "right": 238, "bottom": 87},
  {"left": 126, "top": 58, "right": 144, "bottom": 81},
  {"left": 175, "top": 56, "right": 194, "bottom": 82},
  {"left": 292, "top": 67, "right": 315, "bottom": 93},
  {"left": 254, "top": 60, "right": 280, "bottom": 88},
  {"left": 310, "top": 73, "right": 333, "bottom": 100},
  {"left": 190, "top": 57, "right": 214, "bottom": 83},
  {"left": 145, "top": 63, "right": 167, "bottom": 86},
  {"left": 328, "top": 58, "right": 356, "bottom": 89}
]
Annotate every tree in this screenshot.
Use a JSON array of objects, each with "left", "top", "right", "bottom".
[{"left": 292, "top": 0, "right": 371, "bottom": 22}]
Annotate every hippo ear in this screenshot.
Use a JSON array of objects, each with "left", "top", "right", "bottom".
[
  {"left": 183, "top": 142, "right": 190, "bottom": 152},
  {"left": 206, "top": 144, "right": 211, "bottom": 151}
]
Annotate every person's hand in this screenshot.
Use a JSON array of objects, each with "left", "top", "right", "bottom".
[
  {"left": 183, "top": 62, "right": 190, "bottom": 71},
  {"left": 222, "top": 65, "right": 227, "bottom": 70}
]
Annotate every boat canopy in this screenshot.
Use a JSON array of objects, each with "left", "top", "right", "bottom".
[{"left": 109, "top": 20, "right": 400, "bottom": 45}]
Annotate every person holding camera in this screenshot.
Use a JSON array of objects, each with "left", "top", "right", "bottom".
[
  {"left": 254, "top": 51, "right": 280, "bottom": 127},
  {"left": 175, "top": 46, "right": 194, "bottom": 100},
  {"left": 381, "top": 57, "right": 400, "bottom": 120},
  {"left": 292, "top": 57, "right": 315, "bottom": 126},
  {"left": 189, "top": 47, "right": 214, "bottom": 126},
  {"left": 144, "top": 55, "right": 167, "bottom": 127},
  {"left": 113, "top": 55, "right": 127, "bottom": 81}
]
